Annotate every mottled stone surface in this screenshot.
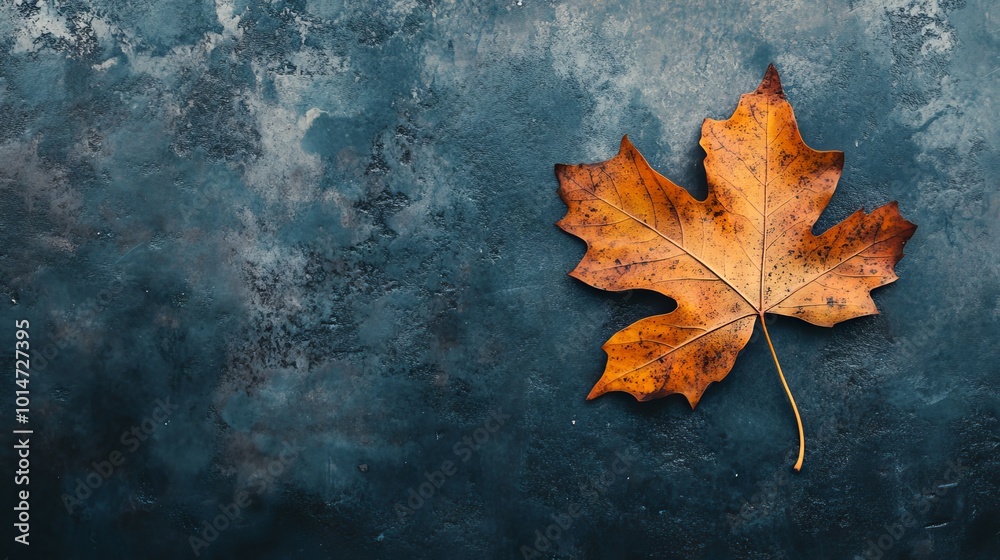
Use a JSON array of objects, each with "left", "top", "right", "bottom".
[{"left": 0, "top": 1, "right": 997, "bottom": 558}]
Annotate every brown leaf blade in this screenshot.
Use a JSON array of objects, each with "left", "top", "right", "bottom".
[
  {"left": 556, "top": 65, "right": 916, "bottom": 409},
  {"left": 556, "top": 137, "right": 758, "bottom": 405}
]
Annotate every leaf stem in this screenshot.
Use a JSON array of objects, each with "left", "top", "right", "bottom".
[{"left": 760, "top": 315, "right": 804, "bottom": 472}]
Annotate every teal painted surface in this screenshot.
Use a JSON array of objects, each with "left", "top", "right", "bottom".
[{"left": 0, "top": 1, "right": 997, "bottom": 558}]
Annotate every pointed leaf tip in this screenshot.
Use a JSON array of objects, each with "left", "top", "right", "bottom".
[{"left": 756, "top": 63, "right": 784, "bottom": 98}]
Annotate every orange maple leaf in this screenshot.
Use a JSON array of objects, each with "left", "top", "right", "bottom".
[{"left": 555, "top": 65, "right": 916, "bottom": 470}]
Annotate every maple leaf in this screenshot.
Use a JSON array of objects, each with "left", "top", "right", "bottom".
[{"left": 555, "top": 65, "right": 916, "bottom": 470}]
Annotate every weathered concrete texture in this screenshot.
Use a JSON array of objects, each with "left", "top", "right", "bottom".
[{"left": 0, "top": 0, "right": 997, "bottom": 558}]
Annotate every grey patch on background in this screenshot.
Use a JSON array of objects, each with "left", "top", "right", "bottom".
[{"left": 0, "top": 0, "right": 997, "bottom": 558}]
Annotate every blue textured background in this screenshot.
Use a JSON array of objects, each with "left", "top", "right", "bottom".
[{"left": 1, "top": 1, "right": 997, "bottom": 559}]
